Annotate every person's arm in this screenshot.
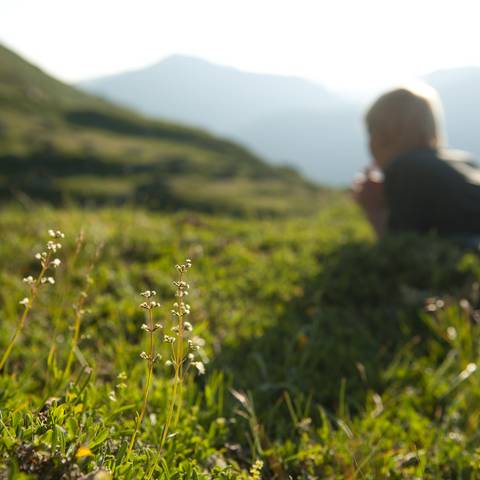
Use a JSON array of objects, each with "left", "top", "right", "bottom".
[{"left": 352, "top": 169, "right": 388, "bottom": 238}]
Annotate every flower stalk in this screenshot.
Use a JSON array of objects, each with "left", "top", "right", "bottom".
[
  {"left": 126, "top": 290, "right": 162, "bottom": 459},
  {"left": 148, "top": 259, "right": 204, "bottom": 478},
  {"left": 0, "top": 229, "right": 64, "bottom": 371}
]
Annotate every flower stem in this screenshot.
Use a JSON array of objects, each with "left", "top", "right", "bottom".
[
  {"left": 0, "top": 252, "right": 51, "bottom": 371},
  {"left": 174, "top": 309, "right": 185, "bottom": 427},
  {"left": 126, "top": 309, "right": 155, "bottom": 459},
  {"left": 147, "top": 370, "right": 179, "bottom": 479},
  {"left": 147, "top": 268, "right": 187, "bottom": 478},
  {"left": 0, "top": 303, "right": 32, "bottom": 371}
]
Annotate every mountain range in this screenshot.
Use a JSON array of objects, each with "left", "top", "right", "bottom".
[
  {"left": 80, "top": 56, "right": 480, "bottom": 184},
  {"left": 79, "top": 56, "right": 366, "bottom": 184}
]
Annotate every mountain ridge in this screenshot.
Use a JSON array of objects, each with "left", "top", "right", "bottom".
[{"left": 79, "top": 54, "right": 367, "bottom": 184}]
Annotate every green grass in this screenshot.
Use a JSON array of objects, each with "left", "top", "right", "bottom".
[{"left": 1, "top": 198, "right": 480, "bottom": 478}]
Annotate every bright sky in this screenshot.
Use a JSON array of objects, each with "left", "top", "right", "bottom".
[{"left": 1, "top": 0, "right": 480, "bottom": 95}]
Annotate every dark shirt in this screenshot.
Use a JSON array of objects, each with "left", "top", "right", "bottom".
[{"left": 384, "top": 148, "right": 480, "bottom": 236}]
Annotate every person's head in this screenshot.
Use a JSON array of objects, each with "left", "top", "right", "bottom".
[{"left": 365, "top": 84, "right": 445, "bottom": 169}]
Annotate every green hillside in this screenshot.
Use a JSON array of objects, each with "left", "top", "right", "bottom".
[
  {"left": 2, "top": 203, "right": 480, "bottom": 478},
  {"left": 0, "top": 44, "right": 325, "bottom": 216}
]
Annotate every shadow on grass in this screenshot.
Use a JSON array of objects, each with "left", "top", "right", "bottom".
[{"left": 211, "top": 235, "right": 479, "bottom": 430}]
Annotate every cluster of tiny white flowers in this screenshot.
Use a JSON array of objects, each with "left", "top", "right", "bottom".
[
  {"left": 171, "top": 261, "right": 192, "bottom": 323},
  {"left": 139, "top": 290, "right": 162, "bottom": 311},
  {"left": 186, "top": 335, "right": 205, "bottom": 374},
  {"left": 41, "top": 276, "right": 55, "bottom": 285},
  {"left": 46, "top": 240, "right": 62, "bottom": 253},
  {"left": 138, "top": 289, "right": 163, "bottom": 364},
  {"left": 139, "top": 351, "right": 161, "bottom": 363},
  {"left": 116, "top": 371, "right": 128, "bottom": 389},
  {"left": 187, "top": 339, "right": 200, "bottom": 351},
  {"left": 175, "top": 258, "right": 192, "bottom": 274},
  {"left": 164, "top": 259, "right": 205, "bottom": 375},
  {"left": 171, "top": 300, "right": 191, "bottom": 317},
  {"left": 48, "top": 229, "right": 65, "bottom": 239},
  {"left": 140, "top": 290, "right": 156, "bottom": 298},
  {"left": 34, "top": 251, "right": 62, "bottom": 270},
  {"left": 425, "top": 297, "right": 445, "bottom": 313},
  {"left": 141, "top": 322, "right": 163, "bottom": 333},
  {"left": 139, "top": 300, "right": 161, "bottom": 310},
  {"left": 19, "top": 229, "right": 64, "bottom": 308},
  {"left": 51, "top": 258, "right": 61, "bottom": 268},
  {"left": 192, "top": 361, "right": 205, "bottom": 374}
]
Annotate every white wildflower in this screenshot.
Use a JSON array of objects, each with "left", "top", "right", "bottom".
[
  {"left": 19, "top": 297, "right": 30, "bottom": 307},
  {"left": 140, "top": 290, "right": 157, "bottom": 298},
  {"left": 50, "top": 258, "right": 61, "bottom": 268},
  {"left": 48, "top": 229, "right": 65, "bottom": 239},
  {"left": 459, "top": 363, "right": 477, "bottom": 381},
  {"left": 23, "top": 276, "right": 35, "bottom": 285},
  {"left": 192, "top": 361, "right": 205, "bottom": 375}
]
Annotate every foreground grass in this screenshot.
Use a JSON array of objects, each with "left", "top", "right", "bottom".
[{"left": 1, "top": 199, "right": 480, "bottom": 478}]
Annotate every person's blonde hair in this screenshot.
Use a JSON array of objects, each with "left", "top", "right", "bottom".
[{"left": 365, "top": 84, "right": 445, "bottom": 151}]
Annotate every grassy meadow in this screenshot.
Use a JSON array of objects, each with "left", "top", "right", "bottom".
[
  {"left": 3, "top": 41, "right": 480, "bottom": 479},
  {"left": 1, "top": 199, "right": 480, "bottom": 479}
]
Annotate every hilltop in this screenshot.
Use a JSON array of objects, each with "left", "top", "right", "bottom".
[
  {"left": 79, "top": 55, "right": 367, "bottom": 184},
  {"left": 0, "top": 45, "right": 325, "bottom": 216},
  {"left": 79, "top": 54, "right": 343, "bottom": 132}
]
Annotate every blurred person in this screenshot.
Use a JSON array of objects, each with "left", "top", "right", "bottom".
[{"left": 353, "top": 84, "right": 480, "bottom": 246}]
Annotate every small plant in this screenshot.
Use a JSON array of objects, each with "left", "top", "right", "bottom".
[
  {"left": 161, "top": 259, "right": 204, "bottom": 444},
  {"left": 127, "top": 289, "right": 163, "bottom": 458},
  {"left": 0, "top": 229, "right": 64, "bottom": 371},
  {"left": 147, "top": 258, "right": 205, "bottom": 477}
]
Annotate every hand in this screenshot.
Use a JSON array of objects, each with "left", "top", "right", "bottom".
[
  {"left": 352, "top": 168, "right": 385, "bottom": 212},
  {"left": 352, "top": 167, "right": 388, "bottom": 237}
]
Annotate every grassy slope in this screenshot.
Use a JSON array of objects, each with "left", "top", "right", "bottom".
[
  {"left": 1, "top": 201, "right": 480, "bottom": 478},
  {"left": 0, "top": 44, "right": 325, "bottom": 216}
]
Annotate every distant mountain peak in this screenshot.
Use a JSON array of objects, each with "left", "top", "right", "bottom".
[
  {"left": 159, "top": 54, "right": 216, "bottom": 65},
  {"left": 78, "top": 53, "right": 359, "bottom": 183},
  {"left": 146, "top": 54, "right": 322, "bottom": 85}
]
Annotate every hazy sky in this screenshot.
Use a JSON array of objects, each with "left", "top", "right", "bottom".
[{"left": 1, "top": 0, "right": 480, "bottom": 94}]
